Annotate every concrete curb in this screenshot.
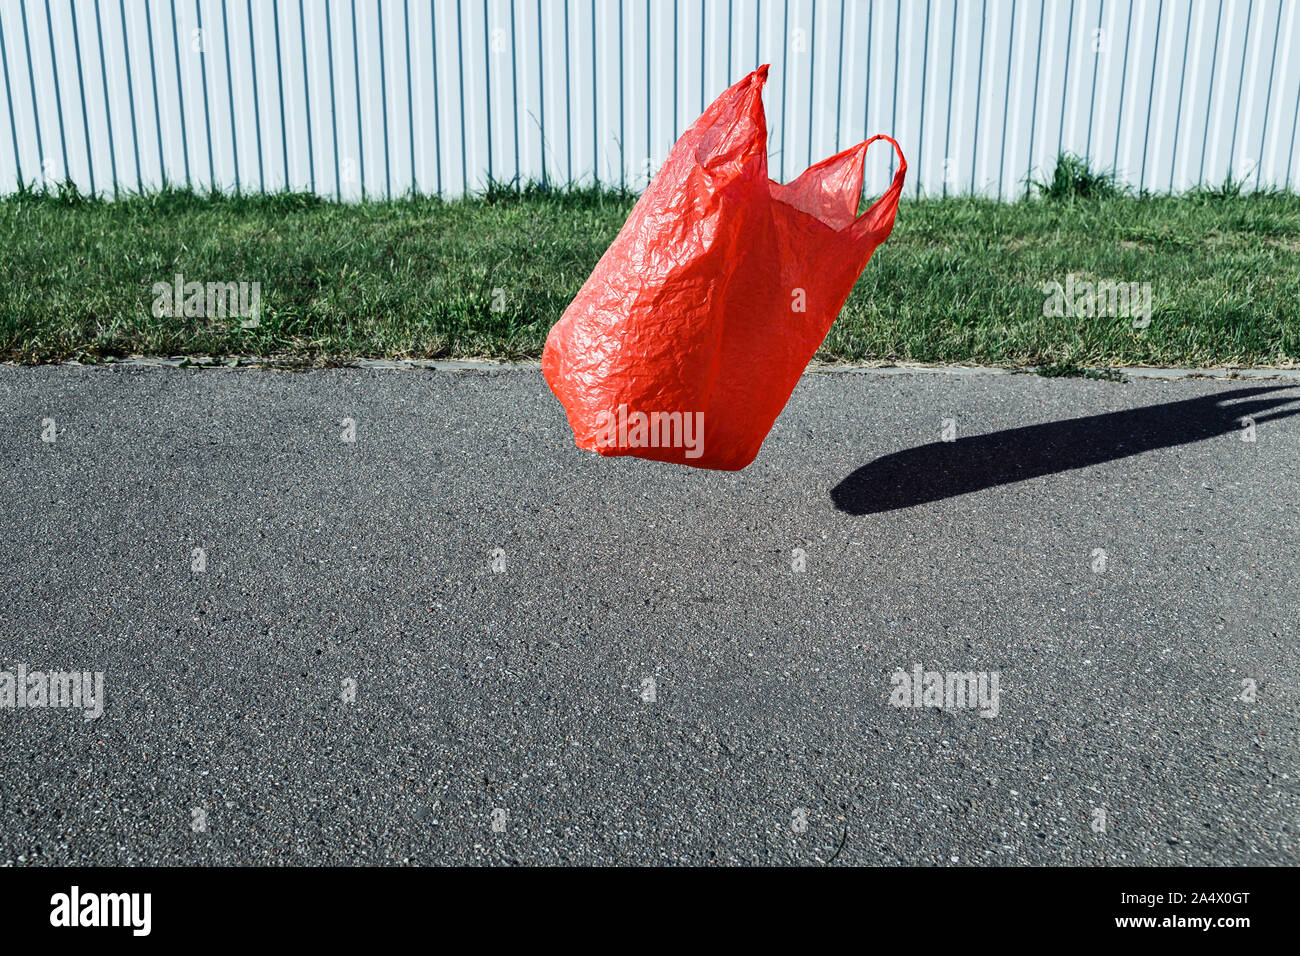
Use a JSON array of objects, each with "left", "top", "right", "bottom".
[{"left": 20, "top": 357, "right": 1300, "bottom": 380}]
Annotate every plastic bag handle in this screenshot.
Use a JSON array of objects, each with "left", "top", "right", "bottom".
[{"left": 853, "top": 134, "right": 908, "bottom": 236}]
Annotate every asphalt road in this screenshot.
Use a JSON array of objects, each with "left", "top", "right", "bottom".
[{"left": 1, "top": 364, "right": 1297, "bottom": 866}]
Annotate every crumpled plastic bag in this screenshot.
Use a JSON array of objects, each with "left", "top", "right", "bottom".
[{"left": 543, "top": 65, "right": 907, "bottom": 471}]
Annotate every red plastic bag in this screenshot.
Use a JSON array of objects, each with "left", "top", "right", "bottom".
[{"left": 543, "top": 65, "right": 907, "bottom": 471}]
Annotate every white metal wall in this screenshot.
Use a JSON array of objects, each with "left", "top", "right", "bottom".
[{"left": 0, "top": 0, "right": 1296, "bottom": 200}]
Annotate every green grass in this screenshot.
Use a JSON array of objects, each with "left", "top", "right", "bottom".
[
  {"left": 1031, "top": 152, "right": 1124, "bottom": 201},
  {"left": 2, "top": 168, "right": 1297, "bottom": 368}
]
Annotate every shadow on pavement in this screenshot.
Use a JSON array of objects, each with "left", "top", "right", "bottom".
[{"left": 831, "top": 384, "right": 1300, "bottom": 515}]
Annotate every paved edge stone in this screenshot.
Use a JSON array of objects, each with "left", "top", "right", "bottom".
[{"left": 12, "top": 358, "right": 1300, "bottom": 380}]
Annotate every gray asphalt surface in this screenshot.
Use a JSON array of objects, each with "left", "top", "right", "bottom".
[{"left": 1, "top": 364, "right": 1297, "bottom": 866}]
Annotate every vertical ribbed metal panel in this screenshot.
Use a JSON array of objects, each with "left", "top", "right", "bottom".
[{"left": 1, "top": 0, "right": 1295, "bottom": 198}]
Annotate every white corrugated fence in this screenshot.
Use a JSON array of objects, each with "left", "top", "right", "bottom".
[{"left": 0, "top": 0, "right": 1296, "bottom": 200}]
